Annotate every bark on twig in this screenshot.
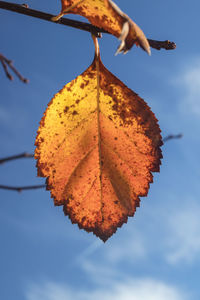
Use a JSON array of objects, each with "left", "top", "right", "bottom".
[
  {"left": 0, "top": 1, "right": 176, "bottom": 50},
  {"left": 0, "top": 1, "right": 102, "bottom": 37},
  {"left": 148, "top": 39, "right": 176, "bottom": 51},
  {"left": 0, "top": 152, "right": 44, "bottom": 192},
  {"left": 163, "top": 134, "right": 183, "bottom": 143},
  {"left": 0, "top": 134, "right": 183, "bottom": 165},
  {"left": 0, "top": 133, "right": 182, "bottom": 192},
  {"left": 0, "top": 152, "right": 34, "bottom": 164},
  {"left": 0, "top": 184, "right": 45, "bottom": 192}
]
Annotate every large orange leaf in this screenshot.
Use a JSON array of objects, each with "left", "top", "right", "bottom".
[
  {"left": 52, "top": 0, "right": 150, "bottom": 54},
  {"left": 35, "top": 41, "right": 162, "bottom": 242}
]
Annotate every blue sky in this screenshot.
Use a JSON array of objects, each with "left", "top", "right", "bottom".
[{"left": 1, "top": 0, "right": 200, "bottom": 299}]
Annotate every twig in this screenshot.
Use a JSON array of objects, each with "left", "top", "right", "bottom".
[
  {"left": 0, "top": 53, "right": 29, "bottom": 82},
  {"left": 0, "top": 151, "right": 45, "bottom": 191},
  {"left": 163, "top": 134, "right": 183, "bottom": 143},
  {"left": 0, "top": 1, "right": 176, "bottom": 50},
  {"left": 0, "top": 133, "right": 182, "bottom": 191},
  {"left": 0, "top": 152, "right": 34, "bottom": 164},
  {"left": 0, "top": 1, "right": 102, "bottom": 37},
  {"left": 0, "top": 57, "right": 13, "bottom": 80},
  {"left": 0, "top": 184, "right": 45, "bottom": 192},
  {"left": 0, "top": 133, "right": 182, "bottom": 165},
  {"left": 148, "top": 39, "right": 176, "bottom": 51}
]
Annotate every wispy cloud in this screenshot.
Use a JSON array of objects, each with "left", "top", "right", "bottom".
[
  {"left": 21, "top": 194, "right": 199, "bottom": 300},
  {"left": 26, "top": 277, "right": 187, "bottom": 300},
  {"left": 173, "top": 58, "right": 200, "bottom": 116},
  {"left": 77, "top": 195, "right": 200, "bottom": 267},
  {"left": 76, "top": 226, "right": 147, "bottom": 269},
  {"left": 165, "top": 200, "right": 200, "bottom": 264},
  {"left": 102, "top": 227, "right": 147, "bottom": 264}
]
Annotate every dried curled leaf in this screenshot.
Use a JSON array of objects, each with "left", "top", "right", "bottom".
[
  {"left": 52, "top": 0, "right": 150, "bottom": 54},
  {"left": 35, "top": 52, "right": 162, "bottom": 241}
]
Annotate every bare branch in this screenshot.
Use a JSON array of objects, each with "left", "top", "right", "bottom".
[
  {"left": 0, "top": 53, "right": 29, "bottom": 82},
  {"left": 0, "top": 1, "right": 102, "bottom": 37},
  {"left": 0, "top": 152, "right": 45, "bottom": 191},
  {"left": 0, "top": 54, "right": 13, "bottom": 80},
  {"left": 0, "top": 1, "right": 176, "bottom": 50},
  {"left": 0, "top": 133, "right": 182, "bottom": 192},
  {"left": 0, "top": 152, "right": 34, "bottom": 164},
  {"left": 0, "top": 184, "right": 45, "bottom": 192},
  {"left": 0, "top": 133, "right": 182, "bottom": 165},
  {"left": 163, "top": 134, "right": 183, "bottom": 143}
]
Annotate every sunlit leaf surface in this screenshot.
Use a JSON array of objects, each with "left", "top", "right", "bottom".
[
  {"left": 35, "top": 52, "right": 162, "bottom": 241},
  {"left": 52, "top": 0, "right": 150, "bottom": 54}
]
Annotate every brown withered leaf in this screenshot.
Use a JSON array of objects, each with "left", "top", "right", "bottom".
[
  {"left": 35, "top": 47, "right": 162, "bottom": 242},
  {"left": 52, "top": 0, "right": 150, "bottom": 54}
]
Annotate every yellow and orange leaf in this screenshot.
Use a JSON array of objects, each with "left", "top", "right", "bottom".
[
  {"left": 52, "top": 0, "right": 150, "bottom": 54},
  {"left": 35, "top": 47, "right": 162, "bottom": 242}
]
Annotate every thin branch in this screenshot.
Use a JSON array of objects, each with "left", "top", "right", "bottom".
[
  {"left": 0, "top": 152, "right": 34, "bottom": 164},
  {"left": 163, "top": 134, "right": 183, "bottom": 143},
  {"left": 0, "top": 53, "right": 29, "bottom": 82},
  {"left": 0, "top": 1, "right": 102, "bottom": 37},
  {"left": 0, "top": 133, "right": 182, "bottom": 191},
  {"left": 148, "top": 39, "right": 176, "bottom": 51},
  {"left": 0, "top": 133, "right": 182, "bottom": 165},
  {"left": 0, "top": 56, "right": 13, "bottom": 80},
  {"left": 0, "top": 184, "right": 45, "bottom": 192},
  {"left": 0, "top": 152, "right": 45, "bottom": 191},
  {"left": 0, "top": 1, "right": 176, "bottom": 50}
]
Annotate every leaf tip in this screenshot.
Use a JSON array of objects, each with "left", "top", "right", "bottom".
[
  {"left": 139, "top": 37, "right": 151, "bottom": 56},
  {"left": 115, "top": 21, "right": 151, "bottom": 55}
]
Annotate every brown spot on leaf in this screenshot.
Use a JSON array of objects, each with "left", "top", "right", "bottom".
[{"left": 64, "top": 106, "right": 69, "bottom": 113}]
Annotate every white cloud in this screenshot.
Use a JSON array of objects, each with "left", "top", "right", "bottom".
[
  {"left": 76, "top": 195, "right": 200, "bottom": 268},
  {"left": 22, "top": 196, "right": 199, "bottom": 300},
  {"left": 174, "top": 58, "right": 200, "bottom": 116},
  {"left": 26, "top": 278, "right": 187, "bottom": 300},
  {"left": 26, "top": 282, "right": 72, "bottom": 300},
  {"left": 103, "top": 228, "right": 147, "bottom": 264},
  {"left": 165, "top": 201, "right": 200, "bottom": 264},
  {"left": 76, "top": 226, "right": 147, "bottom": 268}
]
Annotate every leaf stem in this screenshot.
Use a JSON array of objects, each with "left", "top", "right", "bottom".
[
  {"left": 92, "top": 36, "right": 103, "bottom": 219},
  {"left": 92, "top": 35, "right": 100, "bottom": 57}
]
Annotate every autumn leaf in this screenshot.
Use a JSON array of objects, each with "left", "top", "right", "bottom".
[
  {"left": 52, "top": 0, "right": 150, "bottom": 54},
  {"left": 35, "top": 38, "right": 162, "bottom": 242}
]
